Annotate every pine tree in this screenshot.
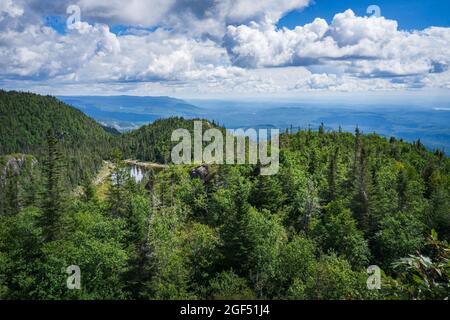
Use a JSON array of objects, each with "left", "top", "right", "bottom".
[
  {"left": 350, "top": 131, "right": 371, "bottom": 231},
  {"left": 40, "top": 130, "right": 64, "bottom": 241},
  {"left": 81, "top": 175, "right": 97, "bottom": 203},
  {"left": 326, "top": 147, "right": 339, "bottom": 203},
  {"left": 4, "top": 167, "right": 19, "bottom": 215},
  {"left": 397, "top": 168, "right": 408, "bottom": 211},
  {"left": 218, "top": 169, "right": 253, "bottom": 274},
  {"left": 319, "top": 122, "right": 325, "bottom": 135},
  {"left": 425, "top": 171, "right": 450, "bottom": 241},
  {"left": 107, "top": 148, "right": 133, "bottom": 217},
  {"left": 353, "top": 126, "right": 362, "bottom": 171},
  {"left": 251, "top": 172, "right": 285, "bottom": 213}
]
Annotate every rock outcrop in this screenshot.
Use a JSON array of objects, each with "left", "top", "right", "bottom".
[
  {"left": 0, "top": 154, "right": 38, "bottom": 186},
  {"left": 189, "top": 165, "right": 213, "bottom": 183}
]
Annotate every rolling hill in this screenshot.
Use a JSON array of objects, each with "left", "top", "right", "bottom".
[{"left": 0, "top": 90, "right": 116, "bottom": 185}]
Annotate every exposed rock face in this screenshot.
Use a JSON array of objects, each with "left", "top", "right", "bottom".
[
  {"left": 0, "top": 154, "right": 38, "bottom": 186},
  {"left": 145, "top": 179, "right": 154, "bottom": 191},
  {"left": 189, "top": 165, "right": 211, "bottom": 182},
  {"left": 0, "top": 154, "right": 40, "bottom": 215}
]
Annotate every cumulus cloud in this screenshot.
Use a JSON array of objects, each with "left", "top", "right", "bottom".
[
  {"left": 0, "top": 17, "right": 245, "bottom": 86},
  {"left": 0, "top": 2, "right": 449, "bottom": 95},
  {"left": 8, "top": 0, "right": 310, "bottom": 38},
  {"left": 225, "top": 9, "right": 450, "bottom": 79},
  {"left": 0, "top": 0, "right": 312, "bottom": 88},
  {"left": 0, "top": 0, "right": 24, "bottom": 19}
]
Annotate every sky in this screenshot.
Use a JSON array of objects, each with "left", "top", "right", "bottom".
[
  {"left": 0, "top": 0, "right": 450, "bottom": 99},
  {"left": 278, "top": 0, "right": 450, "bottom": 31}
]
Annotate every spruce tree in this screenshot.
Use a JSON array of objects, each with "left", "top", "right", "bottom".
[
  {"left": 326, "top": 147, "right": 339, "bottom": 203},
  {"left": 319, "top": 122, "right": 325, "bottom": 135},
  {"left": 40, "top": 130, "right": 64, "bottom": 241},
  {"left": 251, "top": 172, "right": 285, "bottom": 213},
  {"left": 4, "top": 167, "right": 19, "bottom": 216},
  {"left": 108, "top": 148, "right": 134, "bottom": 217},
  {"left": 81, "top": 175, "right": 97, "bottom": 203},
  {"left": 350, "top": 131, "right": 371, "bottom": 231}
]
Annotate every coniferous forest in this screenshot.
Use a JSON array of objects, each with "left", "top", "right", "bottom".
[{"left": 0, "top": 90, "right": 449, "bottom": 300}]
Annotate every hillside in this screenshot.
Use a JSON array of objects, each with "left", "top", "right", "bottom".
[
  {"left": 0, "top": 91, "right": 449, "bottom": 300},
  {"left": 59, "top": 95, "right": 205, "bottom": 131},
  {"left": 119, "top": 117, "right": 220, "bottom": 164},
  {"left": 0, "top": 90, "right": 115, "bottom": 185}
]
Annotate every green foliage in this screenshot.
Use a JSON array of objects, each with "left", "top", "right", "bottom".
[
  {"left": 251, "top": 175, "right": 286, "bottom": 213},
  {"left": 1, "top": 91, "right": 450, "bottom": 300},
  {"left": 244, "top": 208, "right": 286, "bottom": 297},
  {"left": 38, "top": 206, "right": 129, "bottom": 299},
  {"left": 425, "top": 171, "right": 450, "bottom": 240},
  {"left": 0, "top": 90, "right": 114, "bottom": 186},
  {"left": 0, "top": 154, "right": 41, "bottom": 216},
  {"left": 40, "top": 131, "right": 65, "bottom": 241},
  {"left": 311, "top": 201, "right": 371, "bottom": 269},
  {"left": 0, "top": 207, "right": 43, "bottom": 299},
  {"left": 143, "top": 204, "right": 193, "bottom": 300},
  {"left": 308, "top": 254, "right": 368, "bottom": 300},
  {"left": 278, "top": 235, "right": 317, "bottom": 298},
  {"left": 0, "top": 202, "right": 129, "bottom": 300},
  {"left": 181, "top": 223, "right": 221, "bottom": 295},
  {"left": 374, "top": 211, "right": 425, "bottom": 267},
  {"left": 209, "top": 271, "right": 256, "bottom": 300},
  {"left": 390, "top": 231, "right": 450, "bottom": 300}
]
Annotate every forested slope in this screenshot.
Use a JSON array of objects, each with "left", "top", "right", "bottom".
[
  {"left": 0, "top": 90, "right": 115, "bottom": 185},
  {"left": 0, "top": 91, "right": 449, "bottom": 300},
  {"left": 119, "top": 117, "right": 220, "bottom": 163}
]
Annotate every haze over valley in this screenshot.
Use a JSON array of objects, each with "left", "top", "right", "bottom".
[{"left": 60, "top": 95, "right": 450, "bottom": 153}]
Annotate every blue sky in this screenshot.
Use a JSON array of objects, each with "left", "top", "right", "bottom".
[
  {"left": 1, "top": 0, "right": 450, "bottom": 98},
  {"left": 44, "top": 0, "right": 450, "bottom": 36},
  {"left": 279, "top": 0, "right": 450, "bottom": 30}
]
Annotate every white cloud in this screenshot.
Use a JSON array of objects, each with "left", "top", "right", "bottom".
[
  {"left": 225, "top": 9, "right": 450, "bottom": 79},
  {"left": 8, "top": 0, "right": 311, "bottom": 39},
  {"left": 0, "top": 3, "right": 449, "bottom": 96},
  {"left": 329, "top": 9, "right": 398, "bottom": 46},
  {"left": 0, "top": 0, "right": 24, "bottom": 19}
]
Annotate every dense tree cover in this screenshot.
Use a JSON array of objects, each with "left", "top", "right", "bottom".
[
  {"left": 0, "top": 154, "right": 41, "bottom": 216},
  {"left": 119, "top": 117, "right": 220, "bottom": 164},
  {"left": 0, "top": 90, "right": 115, "bottom": 186},
  {"left": 0, "top": 92, "right": 449, "bottom": 300}
]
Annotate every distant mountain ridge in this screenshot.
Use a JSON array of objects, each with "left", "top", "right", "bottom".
[
  {"left": 59, "top": 95, "right": 205, "bottom": 131},
  {"left": 57, "top": 95, "right": 450, "bottom": 153},
  {"left": 4, "top": 91, "right": 449, "bottom": 154}
]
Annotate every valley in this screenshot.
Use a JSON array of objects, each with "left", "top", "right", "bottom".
[
  {"left": 60, "top": 95, "right": 450, "bottom": 154},
  {"left": 0, "top": 90, "right": 449, "bottom": 301}
]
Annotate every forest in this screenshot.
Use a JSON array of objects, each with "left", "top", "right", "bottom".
[{"left": 0, "top": 90, "right": 449, "bottom": 300}]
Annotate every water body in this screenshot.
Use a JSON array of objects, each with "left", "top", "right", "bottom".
[
  {"left": 129, "top": 165, "right": 145, "bottom": 183},
  {"left": 111, "top": 165, "right": 146, "bottom": 184}
]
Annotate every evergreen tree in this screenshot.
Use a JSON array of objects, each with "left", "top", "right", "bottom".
[
  {"left": 107, "top": 148, "right": 134, "bottom": 217},
  {"left": 40, "top": 130, "right": 64, "bottom": 241},
  {"left": 351, "top": 142, "right": 371, "bottom": 231},
  {"left": 326, "top": 147, "right": 339, "bottom": 203},
  {"left": 318, "top": 122, "right": 325, "bottom": 135},
  {"left": 251, "top": 173, "right": 285, "bottom": 213},
  {"left": 81, "top": 175, "right": 97, "bottom": 203},
  {"left": 425, "top": 171, "right": 450, "bottom": 241},
  {"left": 4, "top": 167, "right": 19, "bottom": 216},
  {"left": 215, "top": 168, "right": 253, "bottom": 274},
  {"left": 311, "top": 201, "right": 371, "bottom": 269}
]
